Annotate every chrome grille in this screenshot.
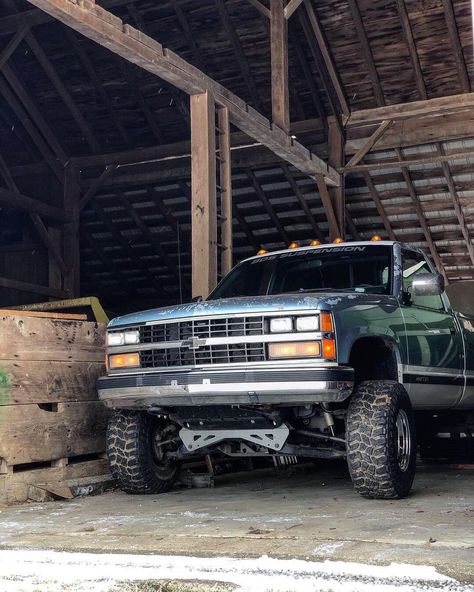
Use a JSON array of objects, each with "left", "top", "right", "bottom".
[
  {"left": 140, "top": 343, "right": 266, "bottom": 368},
  {"left": 139, "top": 316, "right": 265, "bottom": 344}
]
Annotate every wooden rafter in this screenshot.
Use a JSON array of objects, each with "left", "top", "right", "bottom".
[
  {"left": 245, "top": 0, "right": 270, "bottom": 19},
  {"left": 346, "top": 93, "right": 474, "bottom": 127},
  {"left": 395, "top": 147, "right": 446, "bottom": 278},
  {"left": 346, "top": 0, "right": 384, "bottom": 107},
  {"left": 215, "top": 0, "right": 263, "bottom": 111},
  {"left": 345, "top": 119, "right": 393, "bottom": 168},
  {"left": 315, "top": 174, "right": 341, "bottom": 239},
  {"left": 437, "top": 146, "right": 474, "bottom": 267},
  {"left": 0, "top": 24, "right": 29, "bottom": 70},
  {"left": 396, "top": 0, "right": 426, "bottom": 100},
  {"left": 2, "top": 63, "right": 66, "bottom": 162},
  {"left": 247, "top": 169, "right": 289, "bottom": 244},
  {"left": 0, "top": 76, "right": 63, "bottom": 181},
  {"left": 79, "top": 164, "right": 118, "bottom": 211},
  {"left": 26, "top": 0, "right": 338, "bottom": 185},
  {"left": 361, "top": 171, "right": 396, "bottom": 240},
  {"left": 303, "top": 0, "right": 350, "bottom": 117},
  {"left": 64, "top": 27, "right": 130, "bottom": 145},
  {"left": 442, "top": 0, "right": 470, "bottom": 93},
  {"left": 280, "top": 163, "right": 323, "bottom": 240},
  {"left": 170, "top": 0, "right": 205, "bottom": 70},
  {"left": 284, "top": 0, "right": 304, "bottom": 20},
  {"left": 0, "top": 185, "right": 67, "bottom": 222},
  {"left": 0, "top": 275, "right": 66, "bottom": 297},
  {"left": 0, "top": 155, "right": 67, "bottom": 274}
]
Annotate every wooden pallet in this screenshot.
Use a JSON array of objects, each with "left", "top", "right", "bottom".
[{"left": 0, "top": 311, "right": 110, "bottom": 504}]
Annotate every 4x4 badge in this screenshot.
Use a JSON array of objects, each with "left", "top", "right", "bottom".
[{"left": 182, "top": 336, "right": 207, "bottom": 350}]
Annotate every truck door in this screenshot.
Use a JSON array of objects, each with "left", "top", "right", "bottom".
[{"left": 400, "top": 249, "right": 464, "bottom": 408}]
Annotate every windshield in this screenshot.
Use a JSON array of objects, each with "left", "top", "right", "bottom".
[{"left": 209, "top": 245, "right": 392, "bottom": 300}]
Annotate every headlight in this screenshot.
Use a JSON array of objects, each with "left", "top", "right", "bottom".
[
  {"left": 296, "top": 316, "right": 319, "bottom": 332},
  {"left": 124, "top": 330, "right": 140, "bottom": 344},
  {"left": 270, "top": 317, "right": 293, "bottom": 333},
  {"left": 107, "top": 332, "right": 124, "bottom": 346},
  {"left": 107, "top": 330, "right": 140, "bottom": 346}
]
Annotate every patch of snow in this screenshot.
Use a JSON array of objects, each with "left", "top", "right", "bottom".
[{"left": 0, "top": 549, "right": 467, "bottom": 592}]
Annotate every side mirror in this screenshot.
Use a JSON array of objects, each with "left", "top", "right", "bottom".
[
  {"left": 412, "top": 273, "right": 445, "bottom": 296},
  {"left": 191, "top": 295, "right": 203, "bottom": 303}
]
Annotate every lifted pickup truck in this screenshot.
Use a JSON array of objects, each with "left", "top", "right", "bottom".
[{"left": 98, "top": 241, "right": 474, "bottom": 499}]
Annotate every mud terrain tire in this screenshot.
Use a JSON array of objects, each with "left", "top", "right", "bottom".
[
  {"left": 346, "top": 380, "right": 416, "bottom": 499},
  {"left": 107, "top": 410, "right": 179, "bottom": 494}
]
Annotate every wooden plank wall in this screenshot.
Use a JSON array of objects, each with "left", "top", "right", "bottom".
[{"left": 0, "top": 311, "right": 108, "bottom": 504}]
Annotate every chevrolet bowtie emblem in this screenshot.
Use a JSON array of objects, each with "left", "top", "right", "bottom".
[{"left": 182, "top": 336, "right": 207, "bottom": 350}]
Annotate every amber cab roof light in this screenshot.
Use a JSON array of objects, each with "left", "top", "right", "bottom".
[
  {"left": 310, "top": 239, "right": 322, "bottom": 246},
  {"left": 333, "top": 237, "right": 344, "bottom": 244},
  {"left": 288, "top": 242, "right": 299, "bottom": 249},
  {"left": 371, "top": 234, "right": 382, "bottom": 241},
  {"left": 256, "top": 249, "right": 268, "bottom": 255}
]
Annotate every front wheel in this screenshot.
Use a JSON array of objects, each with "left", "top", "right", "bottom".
[
  {"left": 107, "top": 410, "right": 180, "bottom": 494},
  {"left": 346, "top": 380, "right": 416, "bottom": 499}
]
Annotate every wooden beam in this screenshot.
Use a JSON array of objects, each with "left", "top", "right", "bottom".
[
  {"left": 344, "top": 147, "right": 474, "bottom": 173},
  {"left": 245, "top": 0, "right": 270, "bottom": 19},
  {"left": 284, "top": 0, "right": 304, "bottom": 20},
  {"left": 26, "top": 0, "right": 338, "bottom": 185},
  {"left": 62, "top": 163, "right": 80, "bottom": 296},
  {"left": 327, "top": 118, "right": 345, "bottom": 237},
  {"left": 280, "top": 163, "right": 323, "bottom": 240},
  {"left": 315, "top": 174, "right": 341, "bottom": 240},
  {"left": 395, "top": 147, "right": 446, "bottom": 279},
  {"left": 191, "top": 91, "right": 217, "bottom": 298},
  {"left": 218, "top": 106, "right": 233, "bottom": 276},
  {"left": 346, "top": 93, "right": 474, "bottom": 128},
  {"left": 0, "top": 186, "right": 67, "bottom": 222},
  {"left": 2, "top": 63, "right": 67, "bottom": 163},
  {"left": 442, "top": 0, "right": 470, "bottom": 93},
  {"left": 0, "top": 77, "right": 63, "bottom": 182},
  {"left": 270, "top": 0, "right": 289, "bottom": 132},
  {"left": 361, "top": 171, "right": 396, "bottom": 240},
  {"left": 79, "top": 164, "right": 118, "bottom": 211},
  {"left": 438, "top": 147, "right": 474, "bottom": 267},
  {"left": 346, "top": 0, "right": 384, "bottom": 107},
  {"left": 0, "top": 25, "right": 29, "bottom": 70},
  {"left": 0, "top": 275, "right": 67, "bottom": 298},
  {"left": 303, "top": 0, "right": 350, "bottom": 117},
  {"left": 215, "top": 0, "right": 263, "bottom": 112},
  {"left": 247, "top": 169, "right": 289, "bottom": 244},
  {"left": 345, "top": 119, "right": 393, "bottom": 168},
  {"left": 0, "top": 156, "right": 67, "bottom": 275},
  {"left": 396, "top": 0, "right": 427, "bottom": 100}
]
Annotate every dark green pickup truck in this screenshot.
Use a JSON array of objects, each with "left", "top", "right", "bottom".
[{"left": 98, "top": 241, "right": 474, "bottom": 499}]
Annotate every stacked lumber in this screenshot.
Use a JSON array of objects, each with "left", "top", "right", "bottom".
[{"left": 0, "top": 310, "right": 109, "bottom": 504}]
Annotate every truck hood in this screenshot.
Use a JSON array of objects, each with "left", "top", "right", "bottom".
[{"left": 109, "top": 292, "right": 390, "bottom": 328}]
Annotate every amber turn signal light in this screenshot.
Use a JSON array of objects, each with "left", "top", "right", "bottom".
[
  {"left": 320, "top": 312, "right": 334, "bottom": 333},
  {"left": 268, "top": 341, "right": 321, "bottom": 359},
  {"left": 322, "top": 338, "right": 336, "bottom": 360},
  {"left": 109, "top": 352, "right": 140, "bottom": 369}
]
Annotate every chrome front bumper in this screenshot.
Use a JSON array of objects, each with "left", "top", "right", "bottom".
[{"left": 97, "top": 366, "right": 354, "bottom": 408}]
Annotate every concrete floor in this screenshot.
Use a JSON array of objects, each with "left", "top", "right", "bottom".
[{"left": 0, "top": 461, "right": 473, "bottom": 584}]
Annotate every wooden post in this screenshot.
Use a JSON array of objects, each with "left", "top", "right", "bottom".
[
  {"left": 270, "top": 0, "right": 289, "bottom": 133},
  {"left": 327, "top": 118, "right": 345, "bottom": 239},
  {"left": 218, "top": 105, "right": 233, "bottom": 277},
  {"left": 191, "top": 91, "right": 217, "bottom": 298},
  {"left": 60, "top": 163, "right": 80, "bottom": 297}
]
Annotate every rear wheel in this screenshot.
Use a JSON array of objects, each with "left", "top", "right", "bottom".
[
  {"left": 107, "top": 410, "right": 180, "bottom": 494},
  {"left": 346, "top": 380, "right": 416, "bottom": 499}
]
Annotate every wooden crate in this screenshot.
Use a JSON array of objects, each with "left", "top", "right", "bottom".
[{"left": 0, "top": 311, "right": 109, "bottom": 504}]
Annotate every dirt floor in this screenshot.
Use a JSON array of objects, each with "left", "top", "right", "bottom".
[{"left": 0, "top": 461, "right": 473, "bottom": 590}]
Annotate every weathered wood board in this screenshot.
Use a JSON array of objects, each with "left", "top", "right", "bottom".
[
  {"left": 0, "top": 312, "right": 109, "bottom": 504},
  {"left": 0, "top": 401, "right": 109, "bottom": 466}
]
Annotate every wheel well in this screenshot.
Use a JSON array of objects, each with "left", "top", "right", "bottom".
[{"left": 349, "top": 337, "right": 398, "bottom": 385}]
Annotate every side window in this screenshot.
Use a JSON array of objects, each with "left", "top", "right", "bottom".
[{"left": 402, "top": 251, "right": 444, "bottom": 311}]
